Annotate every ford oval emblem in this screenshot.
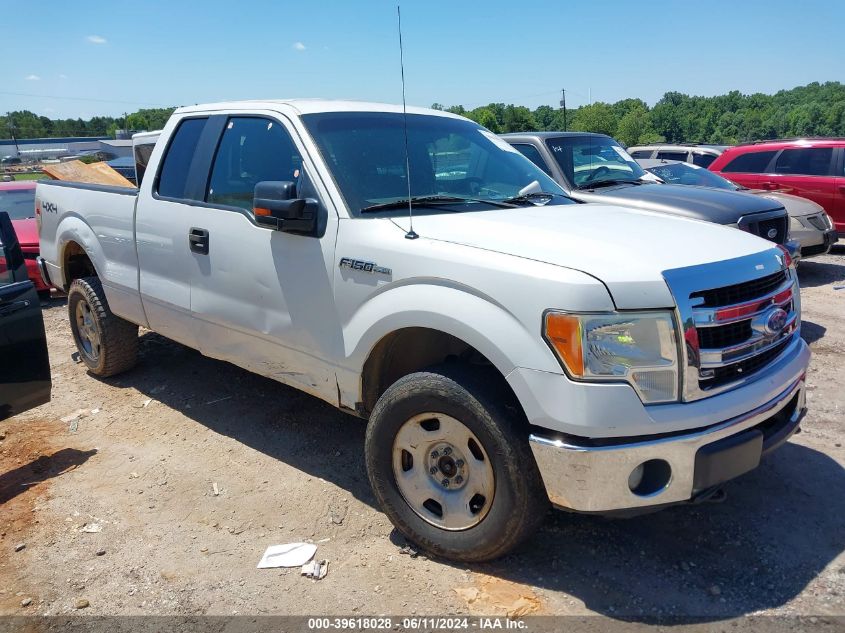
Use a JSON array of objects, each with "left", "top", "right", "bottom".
[
  {"left": 767, "top": 228, "right": 778, "bottom": 239},
  {"left": 763, "top": 307, "right": 788, "bottom": 336}
]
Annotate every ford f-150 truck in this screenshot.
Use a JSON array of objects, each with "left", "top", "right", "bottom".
[{"left": 36, "top": 101, "right": 810, "bottom": 562}]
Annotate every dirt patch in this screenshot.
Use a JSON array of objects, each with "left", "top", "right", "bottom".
[
  {"left": 454, "top": 575, "right": 543, "bottom": 617},
  {"left": 0, "top": 419, "right": 95, "bottom": 611},
  {"left": 0, "top": 249, "right": 843, "bottom": 619}
]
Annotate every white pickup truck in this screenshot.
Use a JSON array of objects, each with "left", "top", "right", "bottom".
[{"left": 36, "top": 100, "right": 809, "bottom": 561}]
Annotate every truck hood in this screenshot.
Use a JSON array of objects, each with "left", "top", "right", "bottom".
[
  {"left": 749, "top": 190, "right": 824, "bottom": 218},
  {"left": 400, "top": 204, "right": 775, "bottom": 309},
  {"left": 571, "top": 182, "right": 785, "bottom": 224}
]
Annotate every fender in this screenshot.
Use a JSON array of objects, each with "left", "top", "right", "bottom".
[
  {"left": 55, "top": 213, "right": 148, "bottom": 327},
  {"left": 337, "top": 281, "right": 564, "bottom": 409}
]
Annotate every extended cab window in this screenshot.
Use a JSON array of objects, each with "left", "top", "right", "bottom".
[
  {"left": 628, "top": 150, "right": 653, "bottom": 159},
  {"left": 692, "top": 153, "right": 717, "bottom": 168},
  {"left": 656, "top": 150, "right": 688, "bottom": 162},
  {"left": 157, "top": 118, "right": 207, "bottom": 199},
  {"left": 773, "top": 148, "right": 833, "bottom": 176},
  {"left": 721, "top": 150, "right": 776, "bottom": 173},
  {"left": 207, "top": 117, "right": 302, "bottom": 210},
  {"left": 511, "top": 143, "right": 552, "bottom": 176}
]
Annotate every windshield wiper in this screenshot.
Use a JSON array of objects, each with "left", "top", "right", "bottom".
[
  {"left": 360, "top": 195, "right": 517, "bottom": 213},
  {"left": 577, "top": 178, "right": 644, "bottom": 190},
  {"left": 501, "top": 191, "right": 564, "bottom": 205}
]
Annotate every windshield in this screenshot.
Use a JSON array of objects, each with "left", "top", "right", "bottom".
[
  {"left": 0, "top": 188, "right": 36, "bottom": 220},
  {"left": 545, "top": 136, "right": 646, "bottom": 187},
  {"left": 301, "top": 112, "right": 570, "bottom": 215},
  {"left": 645, "top": 162, "right": 739, "bottom": 190}
]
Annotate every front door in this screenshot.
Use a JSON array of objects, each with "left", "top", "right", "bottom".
[
  {"left": 185, "top": 114, "right": 340, "bottom": 403},
  {"left": 0, "top": 211, "right": 50, "bottom": 420}
]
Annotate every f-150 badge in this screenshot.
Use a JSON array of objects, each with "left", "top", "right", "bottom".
[{"left": 339, "top": 257, "right": 392, "bottom": 276}]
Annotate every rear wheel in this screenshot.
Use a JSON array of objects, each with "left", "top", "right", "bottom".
[
  {"left": 68, "top": 277, "right": 138, "bottom": 377},
  {"left": 365, "top": 364, "right": 548, "bottom": 562}
]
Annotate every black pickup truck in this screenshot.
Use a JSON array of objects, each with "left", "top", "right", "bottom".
[{"left": 503, "top": 132, "right": 794, "bottom": 248}]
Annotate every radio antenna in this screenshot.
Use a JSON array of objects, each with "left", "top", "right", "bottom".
[{"left": 397, "top": 5, "right": 418, "bottom": 239}]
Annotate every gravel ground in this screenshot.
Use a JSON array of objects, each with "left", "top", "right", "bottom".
[{"left": 1, "top": 248, "right": 844, "bottom": 621}]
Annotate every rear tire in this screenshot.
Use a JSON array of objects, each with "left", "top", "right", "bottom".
[
  {"left": 365, "top": 363, "right": 548, "bottom": 562},
  {"left": 68, "top": 276, "right": 138, "bottom": 377}
]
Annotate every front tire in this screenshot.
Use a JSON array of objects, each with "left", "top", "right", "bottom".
[
  {"left": 68, "top": 277, "right": 138, "bottom": 377},
  {"left": 365, "top": 364, "right": 548, "bottom": 562}
]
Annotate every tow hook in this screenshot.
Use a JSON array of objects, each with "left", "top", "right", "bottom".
[{"left": 692, "top": 486, "right": 727, "bottom": 505}]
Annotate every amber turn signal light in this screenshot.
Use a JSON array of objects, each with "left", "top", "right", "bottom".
[{"left": 544, "top": 312, "right": 584, "bottom": 377}]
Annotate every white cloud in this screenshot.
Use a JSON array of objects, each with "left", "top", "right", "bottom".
[
  {"left": 87, "top": 35, "right": 107, "bottom": 44},
  {"left": 26, "top": 74, "right": 40, "bottom": 81},
  {"left": 293, "top": 41, "right": 306, "bottom": 51}
]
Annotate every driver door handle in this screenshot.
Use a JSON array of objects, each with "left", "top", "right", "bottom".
[
  {"left": 0, "top": 299, "right": 30, "bottom": 317},
  {"left": 189, "top": 227, "right": 209, "bottom": 255}
]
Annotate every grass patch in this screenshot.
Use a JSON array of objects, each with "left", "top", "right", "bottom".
[{"left": 11, "top": 173, "right": 45, "bottom": 181}]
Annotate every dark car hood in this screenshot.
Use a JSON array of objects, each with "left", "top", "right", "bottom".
[{"left": 570, "top": 182, "right": 785, "bottom": 224}]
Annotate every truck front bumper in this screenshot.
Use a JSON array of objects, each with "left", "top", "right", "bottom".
[{"left": 528, "top": 374, "right": 806, "bottom": 513}]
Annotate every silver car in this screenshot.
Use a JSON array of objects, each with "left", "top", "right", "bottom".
[
  {"left": 627, "top": 144, "right": 728, "bottom": 168},
  {"left": 638, "top": 158, "right": 838, "bottom": 258}
]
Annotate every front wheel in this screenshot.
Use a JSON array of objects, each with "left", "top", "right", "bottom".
[{"left": 365, "top": 364, "right": 548, "bottom": 562}]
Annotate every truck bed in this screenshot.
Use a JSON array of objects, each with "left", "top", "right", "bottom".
[{"left": 37, "top": 180, "right": 147, "bottom": 327}]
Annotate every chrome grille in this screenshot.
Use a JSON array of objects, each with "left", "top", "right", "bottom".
[
  {"left": 691, "top": 270, "right": 786, "bottom": 307},
  {"left": 663, "top": 250, "right": 797, "bottom": 402},
  {"left": 737, "top": 210, "right": 789, "bottom": 245}
]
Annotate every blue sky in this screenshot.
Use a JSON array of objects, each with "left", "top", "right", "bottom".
[{"left": 2, "top": 0, "right": 843, "bottom": 119}]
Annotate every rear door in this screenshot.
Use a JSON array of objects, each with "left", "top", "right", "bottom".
[
  {"left": 135, "top": 115, "right": 223, "bottom": 348},
  {"left": 715, "top": 149, "right": 778, "bottom": 188},
  {"left": 832, "top": 147, "right": 845, "bottom": 233},
  {"left": 0, "top": 211, "right": 50, "bottom": 420},
  {"left": 759, "top": 147, "right": 837, "bottom": 212}
]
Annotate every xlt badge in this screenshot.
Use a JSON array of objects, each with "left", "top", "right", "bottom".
[{"left": 339, "top": 257, "right": 392, "bottom": 276}]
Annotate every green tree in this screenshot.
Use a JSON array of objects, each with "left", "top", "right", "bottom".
[
  {"left": 502, "top": 105, "right": 537, "bottom": 133},
  {"left": 466, "top": 107, "right": 500, "bottom": 133},
  {"left": 569, "top": 102, "right": 617, "bottom": 136},
  {"left": 615, "top": 106, "right": 661, "bottom": 146}
]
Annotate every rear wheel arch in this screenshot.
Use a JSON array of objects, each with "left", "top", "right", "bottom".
[{"left": 61, "top": 240, "right": 97, "bottom": 289}]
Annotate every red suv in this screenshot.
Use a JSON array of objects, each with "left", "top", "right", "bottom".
[{"left": 709, "top": 138, "right": 844, "bottom": 236}]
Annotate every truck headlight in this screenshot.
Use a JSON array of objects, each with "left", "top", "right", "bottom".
[{"left": 543, "top": 311, "right": 680, "bottom": 404}]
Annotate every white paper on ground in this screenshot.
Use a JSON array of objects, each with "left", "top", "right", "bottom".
[{"left": 257, "top": 543, "right": 317, "bottom": 569}]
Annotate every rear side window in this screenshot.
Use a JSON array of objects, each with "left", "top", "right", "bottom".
[
  {"left": 511, "top": 143, "right": 552, "bottom": 176},
  {"left": 773, "top": 148, "right": 833, "bottom": 176},
  {"left": 721, "top": 150, "right": 777, "bottom": 173},
  {"left": 134, "top": 142, "right": 155, "bottom": 186},
  {"left": 206, "top": 117, "right": 302, "bottom": 210},
  {"left": 629, "top": 150, "right": 653, "bottom": 159},
  {"left": 157, "top": 118, "right": 207, "bottom": 199},
  {"left": 656, "top": 150, "right": 689, "bottom": 162},
  {"left": 692, "top": 153, "right": 717, "bottom": 168}
]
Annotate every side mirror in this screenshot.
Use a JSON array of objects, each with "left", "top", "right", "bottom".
[{"left": 253, "top": 181, "right": 322, "bottom": 235}]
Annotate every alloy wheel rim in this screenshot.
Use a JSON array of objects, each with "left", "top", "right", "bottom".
[{"left": 392, "top": 412, "right": 495, "bottom": 531}]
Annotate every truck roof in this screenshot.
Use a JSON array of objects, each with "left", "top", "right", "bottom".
[
  {"left": 500, "top": 131, "right": 611, "bottom": 139},
  {"left": 175, "top": 99, "right": 466, "bottom": 119}
]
